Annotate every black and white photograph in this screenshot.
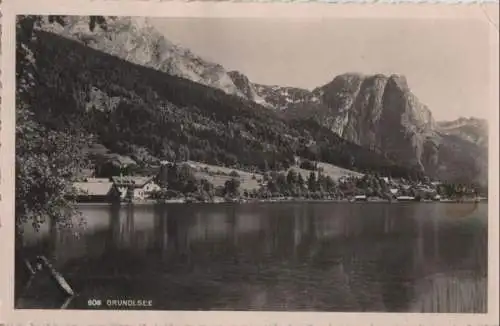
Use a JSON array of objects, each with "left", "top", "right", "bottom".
[{"left": 1, "top": 2, "right": 499, "bottom": 324}]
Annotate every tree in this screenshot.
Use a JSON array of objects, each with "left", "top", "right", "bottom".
[
  {"left": 286, "top": 169, "right": 298, "bottom": 185},
  {"left": 276, "top": 173, "right": 288, "bottom": 192},
  {"left": 229, "top": 170, "right": 240, "bottom": 178},
  {"left": 267, "top": 179, "right": 280, "bottom": 194},
  {"left": 160, "top": 139, "right": 176, "bottom": 162},
  {"left": 177, "top": 144, "right": 190, "bottom": 162},
  {"left": 316, "top": 173, "right": 327, "bottom": 192},
  {"left": 263, "top": 159, "right": 270, "bottom": 172},
  {"left": 300, "top": 159, "right": 316, "bottom": 171},
  {"left": 297, "top": 173, "right": 305, "bottom": 189},
  {"left": 15, "top": 15, "right": 107, "bottom": 237},
  {"left": 324, "top": 175, "right": 336, "bottom": 193},
  {"left": 157, "top": 163, "right": 169, "bottom": 188},
  {"left": 224, "top": 178, "right": 241, "bottom": 197},
  {"left": 201, "top": 178, "right": 215, "bottom": 197},
  {"left": 307, "top": 171, "right": 317, "bottom": 192},
  {"left": 176, "top": 163, "right": 198, "bottom": 193},
  {"left": 16, "top": 118, "right": 91, "bottom": 232}
]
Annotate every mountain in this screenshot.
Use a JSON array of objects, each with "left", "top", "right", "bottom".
[
  {"left": 29, "top": 16, "right": 486, "bottom": 185},
  {"left": 39, "top": 16, "right": 247, "bottom": 99},
  {"left": 312, "top": 73, "right": 439, "bottom": 169},
  {"left": 437, "top": 117, "right": 488, "bottom": 147},
  {"left": 245, "top": 73, "right": 486, "bottom": 186},
  {"left": 311, "top": 74, "right": 488, "bottom": 185},
  {"left": 239, "top": 73, "right": 439, "bottom": 171},
  {"left": 435, "top": 117, "right": 488, "bottom": 186},
  {"left": 24, "top": 25, "right": 423, "bottom": 180}
]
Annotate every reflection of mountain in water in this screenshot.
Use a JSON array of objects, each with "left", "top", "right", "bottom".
[{"left": 16, "top": 203, "right": 487, "bottom": 312}]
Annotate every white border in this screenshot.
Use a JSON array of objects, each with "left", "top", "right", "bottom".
[{"left": 1, "top": 1, "right": 499, "bottom": 325}]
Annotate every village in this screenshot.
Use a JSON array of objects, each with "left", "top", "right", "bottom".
[{"left": 72, "top": 159, "right": 486, "bottom": 205}]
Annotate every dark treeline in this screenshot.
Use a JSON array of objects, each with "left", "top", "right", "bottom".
[
  {"left": 150, "top": 163, "right": 479, "bottom": 201},
  {"left": 153, "top": 163, "right": 240, "bottom": 201},
  {"left": 32, "top": 30, "right": 424, "bottom": 181}
]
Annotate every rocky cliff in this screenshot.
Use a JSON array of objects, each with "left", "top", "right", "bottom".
[
  {"left": 227, "top": 71, "right": 269, "bottom": 107},
  {"left": 313, "top": 73, "right": 439, "bottom": 171},
  {"left": 39, "top": 16, "right": 246, "bottom": 98},
  {"left": 253, "top": 84, "right": 321, "bottom": 111}
]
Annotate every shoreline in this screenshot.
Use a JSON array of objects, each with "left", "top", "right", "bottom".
[{"left": 76, "top": 197, "right": 487, "bottom": 206}]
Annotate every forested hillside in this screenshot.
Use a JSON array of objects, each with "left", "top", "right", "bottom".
[{"left": 30, "top": 30, "right": 424, "bottom": 179}]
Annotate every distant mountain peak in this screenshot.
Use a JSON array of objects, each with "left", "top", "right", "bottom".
[
  {"left": 39, "top": 16, "right": 246, "bottom": 98},
  {"left": 384, "top": 75, "right": 408, "bottom": 93},
  {"left": 437, "top": 116, "right": 488, "bottom": 148}
]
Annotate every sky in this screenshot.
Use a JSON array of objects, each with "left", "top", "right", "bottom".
[{"left": 150, "top": 17, "right": 492, "bottom": 121}]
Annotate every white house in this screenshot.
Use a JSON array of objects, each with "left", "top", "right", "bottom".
[
  {"left": 111, "top": 176, "right": 161, "bottom": 201},
  {"left": 354, "top": 195, "right": 367, "bottom": 201},
  {"left": 397, "top": 196, "right": 415, "bottom": 201}
]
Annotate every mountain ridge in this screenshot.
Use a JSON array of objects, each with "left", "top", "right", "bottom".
[
  {"left": 28, "top": 29, "right": 426, "bottom": 182},
  {"left": 34, "top": 16, "right": 487, "bottom": 185},
  {"left": 232, "top": 72, "right": 486, "bottom": 185}
]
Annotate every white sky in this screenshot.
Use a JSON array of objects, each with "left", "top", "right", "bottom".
[{"left": 150, "top": 17, "right": 491, "bottom": 121}]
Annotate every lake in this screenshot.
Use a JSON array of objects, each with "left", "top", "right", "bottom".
[{"left": 16, "top": 202, "right": 488, "bottom": 312}]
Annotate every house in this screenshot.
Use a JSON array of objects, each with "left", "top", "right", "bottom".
[
  {"left": 111, "top": 176, "right": 161, "bottom": 201},
  {"left": 353, "top": 195, "right": 367, "bottom": 201},
  {"left": 73, "top": 181, "right": 115, "bottom": 202},
  {"left": 338, "top": 176, "right": 349, "bottom": 184},
  {"left": 396, "top": 196, "right": 415, "bottom": 201}
]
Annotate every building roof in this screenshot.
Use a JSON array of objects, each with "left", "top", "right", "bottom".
[
  {"left": 74, "top": 182, "right": 113, "bottom": 196},
  {"left": 111, "top": 176, "right": 154, "bottom": 188},
  {"left": 85, "top": 178, "right": 111, "bottom": 183},
  {"left": 104, "top": 154, "right": 136, "bottom": 167}
]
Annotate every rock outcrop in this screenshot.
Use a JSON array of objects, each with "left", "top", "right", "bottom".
[
  {"left": 227, "top": 71, "right": 269, "bottom": 107},
  {"left": 313, "top": 73, "right": 438, "bottom": 171},
  {"left": 38, "top": 16, "right": 246, "bottom": 98}
]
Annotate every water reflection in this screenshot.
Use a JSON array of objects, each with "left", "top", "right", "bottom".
[{"left": 17, "top": 202, "right": 488, "bottom": 312}]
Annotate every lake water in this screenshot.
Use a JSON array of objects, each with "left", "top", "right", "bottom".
[{"left": 16, "top": 202, "right": 488, "bottom": 312}]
